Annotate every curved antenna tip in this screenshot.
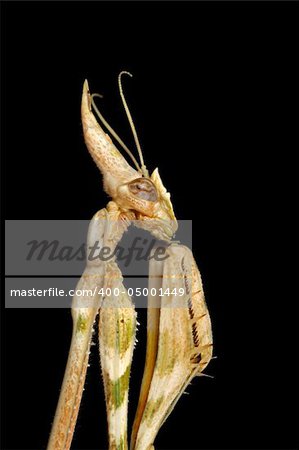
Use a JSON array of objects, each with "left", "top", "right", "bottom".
[{"left": 119, "top": 70, "right": 133, "bottom": 79}]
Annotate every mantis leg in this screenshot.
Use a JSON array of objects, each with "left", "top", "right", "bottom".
[
  {"left": 99, "top": 265, "right": 136, "bottom": 450},
  {"left": 97, "top": 203, "right": 136, "bottom": 450},
  {"left": 47, "top": 206, "right": 135, "bottom": 450},
  {"left": 47, "top": 273, "right": 99, "bottom": 450},
  {"left": 132, "top": 244, "right": 213, "bottom": 450},
  {"left": 130, "top": 255, "right": 164, "bottom": 450}
]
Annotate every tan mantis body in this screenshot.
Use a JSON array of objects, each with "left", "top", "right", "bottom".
[{"left": 47, "top": 74, "right": 212, "bottom": 450}]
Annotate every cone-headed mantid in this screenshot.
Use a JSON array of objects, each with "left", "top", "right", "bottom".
[{"left": 47, "top": 72, "right": 213, "bottom": 450}]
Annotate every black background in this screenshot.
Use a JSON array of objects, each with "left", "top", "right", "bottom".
[{"left": 1, "top": 2, "right": 297, "bottom": 450}]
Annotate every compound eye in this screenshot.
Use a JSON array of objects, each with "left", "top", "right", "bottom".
[{"left": 128, "top": 178, "right": 158, "bottom": 202}]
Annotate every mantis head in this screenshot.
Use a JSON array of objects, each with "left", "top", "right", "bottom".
[{"left": 82, "top": 73, "right": 178, "bottom": 240}]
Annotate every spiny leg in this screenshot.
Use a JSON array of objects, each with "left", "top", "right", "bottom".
[
  {"left": 99, "top": 276, "right": 136, "bottom": 450},
  {"left": 96, "top": 205, "right": 137, "bottom": 449},
  {"left": 47, "top": 207, "right": 107, "bottom": 450},
  {"left": 47, "top": 207, "right": 134, "bottom": 450},
  {"left": 130, "top": 252, "right": 164, "bottom": 450},
  {"left": 132, "top": 244, "right": 213, "bottom": 450}
]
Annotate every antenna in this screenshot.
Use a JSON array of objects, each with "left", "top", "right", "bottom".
[
  {"left": 91, "top": 93, "right": 142, "bottom": 174},
  {"left": 118, "top": 71, "right": 149, "bottom": 177}
]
